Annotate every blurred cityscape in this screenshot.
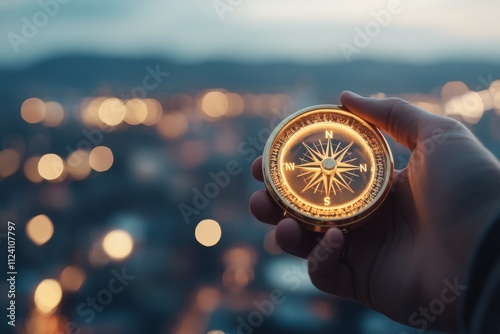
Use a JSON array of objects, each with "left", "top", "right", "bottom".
[{"left": 0, "top": 56, "right": 499, "bottom": 334}]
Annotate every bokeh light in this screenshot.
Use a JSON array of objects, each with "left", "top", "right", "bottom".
[
  {"left": 200, "top": 91, "right": 229, "bottom": 118},
  {"left": 441, "top": 81, "right": 469, "bottom": 101},
  {"left": 43, "top": 101, "right": 65, "bottom": 127},
  {"left": 66, "top": 149, "right": 92, "bottom": 180},
  {"left": 34, "top": 279, "right": 63, "bottom": 315},
  {"left": 490, "top": 80, "right": 500, "bottom": 113},
  {"left": 21, "top": 98, "right": 46, "bottom": 124},
  {"left": 38, "top": 154, "right": 65, "bottom": 181},
  {"left": 226, "top": 93, "right": 244, "bottom": 116},
  {"left": 445, "top": 91, "right": 484, "bottom": 124},
  {"left": 26, "top": 214, "right": 54, "bottom": 246},
  {"left": 60, "top": 266, "right": 86, "bottom": 292},
  {"left": 157, "top": 113, "right": 189, "bottom": 139},
  {"left": 195, "top": 219, "right": 222, "bottom": 247},
  {"left": 98, "top": 98, "right": 126, "bottom": 126},
  {"left": 223, "top": 247, "right": 256, "bottom": 268},
  {"left": 196, "top": 287, "right": 221, "bottom": 313},
  {"left": 81, "top": 97, "right": 106, "bottom": 127},
  {"left": 0, "top": 149, "right": 21, "bottom": 178},
  {"left": 125, "top": 99, "right": 148, "bottom": 125},
  {"left": 24, "top": 156, "right": 43, "bottom": 183},
  {"left": 89, "top": 146, "right": 114, "bottom": 172},
  {"left": 102, "top": 230, "right": 134, "bottom": 260},
  {"left": 142, "top": 98, "right": 163, "bottom": 125},
  {"left": 25, "top": 311, "right": 65, "bottom": 333}
]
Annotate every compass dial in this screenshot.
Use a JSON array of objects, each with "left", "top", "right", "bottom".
[{"left": 263, "top": 105, "right": 393, "bottom": 231}]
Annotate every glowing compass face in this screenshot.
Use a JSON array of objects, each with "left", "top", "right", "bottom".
[{"left": 262, "top": 105, "right": 393, "bottom": 231}]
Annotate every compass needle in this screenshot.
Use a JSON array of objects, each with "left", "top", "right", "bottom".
[{"left": 323, "top": 174, "right": 329, "bottom": 197}]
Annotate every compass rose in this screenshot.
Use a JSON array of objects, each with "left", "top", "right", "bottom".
[{"left": 296, "top": 139, "right": 359, "bottom": 197}]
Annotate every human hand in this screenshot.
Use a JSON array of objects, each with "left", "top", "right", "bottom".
[{"left": 249, "top": 92, "right": 500, "bottom": 331}]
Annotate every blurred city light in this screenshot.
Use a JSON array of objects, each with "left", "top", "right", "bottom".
[
  {"left": 125, "top": 99, "right": 148, "bottom": 125},
  {"left": 200, "top": 91, "right": 229, "bottom": 118},
  {"left": 24, "top": 156, "right": 43, "bottom": 183},
  {"left": 157, "top": 113, "right": 189, "bottom": 139},
  {"left": 89, "top": 146, "right": 114, "bottom": 172},
  {"left": 66, "top": 149, "right": 92, "bottom": 180},
  {"left": 98, "top": 98, "right": 127, "bottom": 126},
  {"left": 195, "top": 219, "right": 222, "bottom": 247},
  {"left": 223, "top": 246, "right": 256, "bottom": 268},
  {"left": 38, "top": 154, "right": 64, "bottom": 181},
  {"left": 26, "top": 214, "right": 54, "bottom": 246},
  {"left": 102, "top": 230, "right": 134, "bottom": 260},
  {"left": 195, "top": 287, "right": 221, "bottom": 313},
  {"left": 34, "top": 279, "right": 63, "bottom": 315},
  {"left": 226, "top": 92, "right": 245, "bottom": 116},
  {"left": 142, "top": 98, "right": 163, "bottom": 125},
  {"left": 0, "top": 148, "right": 20, "bottom": 178},
  {"left": 21, "top": 98, "right": 46, "bottom": 124},
  {"left": 441, "top": 81, "right": 469, "bottom": 101},
  {"left": 80, "top": 97, "right": 106, "bottom": 127},
  {"left": 490, "top": 80, "right": 500, "bottom": 113},
  {"left": 60, "top": 266, "right": 86, "bottom": 292},
  {"left": 42, "top": 101, "right": 65, "bottom": 127}
]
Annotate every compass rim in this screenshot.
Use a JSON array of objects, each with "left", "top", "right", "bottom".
[{"left": 262, "top": 104, "right": 394, "bottom": 232}]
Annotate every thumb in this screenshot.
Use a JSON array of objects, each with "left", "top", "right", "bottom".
[{"left": 340, "top": 91, "right": 437, "bottom": 150}]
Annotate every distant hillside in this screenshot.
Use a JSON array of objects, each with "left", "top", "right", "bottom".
[{"left": 1, "top": 54, "right": 500, "bottom": 101}]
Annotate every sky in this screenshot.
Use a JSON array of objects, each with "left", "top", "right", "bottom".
[{"left": 1, "top": 0, "right": 500, "bottom": 67}]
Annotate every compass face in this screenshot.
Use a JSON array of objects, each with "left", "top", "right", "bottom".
[{"left": 262, "top": 105, "right": 393, "bottom": 231}]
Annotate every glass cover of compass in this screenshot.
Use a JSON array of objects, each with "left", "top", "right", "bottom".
[{"left": 262, "top": 105, "right": 394, "bottom": 232}]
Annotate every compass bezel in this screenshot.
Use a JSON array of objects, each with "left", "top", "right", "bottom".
[{"left": 262, "top": 105, "right": 394, "bottom": 232}]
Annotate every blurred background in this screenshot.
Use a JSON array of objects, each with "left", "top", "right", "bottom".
[{"left": 0, "top": 1, "right": 499, "bottom": 333}]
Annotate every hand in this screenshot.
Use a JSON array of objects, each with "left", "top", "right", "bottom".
[{"left": 249, "top": 92, "right": 500, "bottom": 331}]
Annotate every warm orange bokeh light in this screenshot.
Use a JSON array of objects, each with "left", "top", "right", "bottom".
[
  {"left": 125, "top": 99, "right": 148, "bottom": 125},
  {"left": 142, "top": 99, "right": 163, "bottom": 125},
  {"left": 157, "top": 113, "right": 189, "bottom": 139},
  {"left": 60, "top": 266, "right": 86, "bottom": 292},
  {"left": 0, "top": 149, "right": 21, "bottom": 178},
  {"left": 98, "top": 98, "right": 126, "bottom": 126},
  {"left": 34, "top": 279, "right": 63, "bottom": 315},
  {"left": 196, "top": 287, "right": 221, "bottom": 313},
  {"left": 89, "top": 146, "right": 114, "bottom": 172},
  {"left": 102, "top": 230, "right": 134, "bottom": 260},
  {"left": 195, "top": 219, "right": 222, "bottom": 247},
  {"left": 38, "top": 154, "right": 64, "bottom": 180},
  {"left": 24, "top": 156, "right": 43, "bottom": 183},
  {"left": 441, "top": 81, "right": 469, "bottom": 101},
  {"left": 201, "top": 91, "right": 229, "bottom": 118},
  {"left": 21, "top": 98, "right": 46, "bottom": 124},
  {"left": 26, "top": 214, "right": 54, "bottom": 246},
  {"left": 43, "top": 101, "right": 65, "bottom": 127},
  {"left": 66, "top": 149, "right": 92, "bottom": 180}
]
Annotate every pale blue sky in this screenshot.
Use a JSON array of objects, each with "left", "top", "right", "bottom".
[{"left": 1, "top": 0, "right": 499, "bottom": 67}]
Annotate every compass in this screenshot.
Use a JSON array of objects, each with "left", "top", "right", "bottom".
[{"left": 262, "top": 105, "right": 393, "bottom": 232}]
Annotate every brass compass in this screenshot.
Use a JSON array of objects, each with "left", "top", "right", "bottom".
[{"left": 262, "top": 105, "right": 393, "bottom": 232}]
